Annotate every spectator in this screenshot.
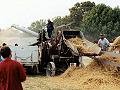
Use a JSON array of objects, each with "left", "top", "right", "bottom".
[
  {"left": 15, "top": 43, "right": 18, "bottom": 46},
  {"left": 0, "top": 47, "right": 26, "bottom": 90},
  {"left": 2, "top": 43, "right": 7, "bottom": 47}
]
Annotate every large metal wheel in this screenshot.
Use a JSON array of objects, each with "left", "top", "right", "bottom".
[{"left": 46, "top": 62, "right": 56, "bottom": 76}]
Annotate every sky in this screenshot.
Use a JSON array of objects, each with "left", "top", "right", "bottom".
[{"left": 0, "top": 0, "right": 120, "bottom": 29}]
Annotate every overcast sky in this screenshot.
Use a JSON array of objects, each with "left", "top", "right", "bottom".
[{"left": 0, "top": 0, "right": 119, "bottom": 29}]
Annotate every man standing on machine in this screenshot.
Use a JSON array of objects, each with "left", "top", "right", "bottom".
[{"left": 47, "top": 19, "right": 54, "bottom": 38}]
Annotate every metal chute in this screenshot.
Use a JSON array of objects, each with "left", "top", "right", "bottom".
[{"left": 11, "top": 24, "right": 39, "bottom": 37}]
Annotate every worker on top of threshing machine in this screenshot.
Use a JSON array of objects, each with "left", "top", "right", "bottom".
[
  {"left": 47, "top": 19, "right": 54, "bottom": 38},
  {"left": 98, "top": 34, "right": 110, "bottom": 51},
  {"left": 55, "top": 31, "right": 62, "bottom": 45},
  {"left": 0, "top": 46, "right": 26, "bottom": 90}
]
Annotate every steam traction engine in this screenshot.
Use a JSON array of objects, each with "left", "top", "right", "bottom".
[
  {"left": 44, "top": 30, "right": 82, "bottom": 76},
  {"left": 11, "top": 25, "right": 82, "bottom": 76}
]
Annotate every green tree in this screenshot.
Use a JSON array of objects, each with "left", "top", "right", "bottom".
[
  {"left": 69, "top": 1, "right": 95, "bottom": 27},
  {"left": 53, "top": 15, "right": 72, "bottom": 27},
  {"left": 82, "top": 4, "right": 120, "bottom": 40},
  {"left": 53, "top": 1, "right": 95, "bottom": 29},
  {"left": 53, "top": 16, "right": 62, "bottom": 26},
  {"left": 29, "top": 19, "right": 46, "bottom": 33},
  {"left": 29, "top": 1, "right": 120, "bottom": 41}
]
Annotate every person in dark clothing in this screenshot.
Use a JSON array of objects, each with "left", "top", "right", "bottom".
[
  {"left": 2, "top": 43, "right": 7, "bottom": 47},
  {"left": 47, "top": 19, "right": 54, "bottom": 38},
  {"left": 15, "top": 43, "right": 18, "bottom": 46},
  {"left": 43, "top": 29, "right": 47, "bottom": 41}
]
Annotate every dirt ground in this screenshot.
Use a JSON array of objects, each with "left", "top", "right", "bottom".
[{"left": 22, "top": 61, "right": 120, "bottom": 90}]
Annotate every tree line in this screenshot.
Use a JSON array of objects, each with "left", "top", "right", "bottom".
[{"left": 29, "top": 1, "right": 120, "bottom": 41}]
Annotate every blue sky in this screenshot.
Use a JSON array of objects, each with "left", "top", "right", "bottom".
[{"left": 0, "top": 0, "right": 119, "bottom": 29}]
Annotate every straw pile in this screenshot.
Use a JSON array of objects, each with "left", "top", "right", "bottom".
[
  {"left": 57, "top": 61, "right": 120, "bottom": 90},
  {"left": 109, "top": 36, "right": 120, "bottom": 51},
  {"left": 68, "top": 37, "right": 101, "bottom": 55},
  {"left": 113, "top": 36, "right": 120, "bottom": 46},
  {"left": 68, "top": 37, "right": 84, "bottom": 45},
  {"left": 99, "top": 54, "right": 120, "bottom": 63},
  {"left": 68, "top": 37, "right": 89, "bottom": 53},
  {"left": 22, "top": 61, "right": 120, "bottom": 90}
]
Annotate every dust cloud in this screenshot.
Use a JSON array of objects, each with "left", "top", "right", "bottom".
[{"left": 0, "top": 28, "right": 37, "bottom": 46}]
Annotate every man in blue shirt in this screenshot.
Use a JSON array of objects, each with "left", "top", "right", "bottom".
[{"left": 47, "top": 19, "right": 54, "bottom": 38}]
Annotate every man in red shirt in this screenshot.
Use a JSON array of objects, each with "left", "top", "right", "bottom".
[{"left": 0, "top": 47, "right": 26, "bottom": 90}]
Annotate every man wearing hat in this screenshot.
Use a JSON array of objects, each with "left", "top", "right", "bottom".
[{"left": 98, "top": 34, "right": 110, "bottom": 51}]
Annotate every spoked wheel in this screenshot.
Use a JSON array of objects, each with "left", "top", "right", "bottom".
[{"left": 46, "top": 62, "right": 56, "bottom": 76}]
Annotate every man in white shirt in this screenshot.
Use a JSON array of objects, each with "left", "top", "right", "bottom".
[{"left": 98, "top": 34, "right": 110, "bottom": 51}]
